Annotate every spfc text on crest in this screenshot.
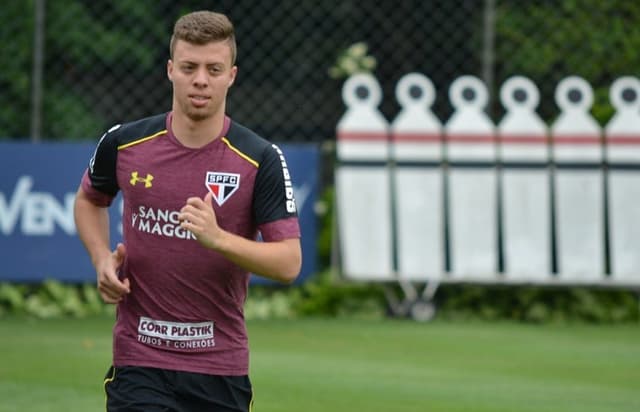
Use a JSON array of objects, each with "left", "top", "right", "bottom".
[{"left": 205, "top": 172, "right": 240, "bottom": 206}]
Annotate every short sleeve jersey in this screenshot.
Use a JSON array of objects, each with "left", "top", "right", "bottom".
[{"left": 81, "top": 112, "right": 300, "bottom": 375}]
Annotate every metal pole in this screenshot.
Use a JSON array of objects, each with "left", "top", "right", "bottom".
[
  {"left": 30, "top": 0, "right": 46, "bottom": 142},
  {"left": 482, "top": 0, "right": 496, "bottom": 102}
]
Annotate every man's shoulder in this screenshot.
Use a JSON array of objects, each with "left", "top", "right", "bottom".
[
  {"left": 104, "top": 113, "right": 168, "bottom": 147},
  {"left": 224, "top": 120, "right": 276, "bottom": 166}
]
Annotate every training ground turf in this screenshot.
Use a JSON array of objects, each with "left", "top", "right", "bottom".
[{"left": 0, "top": 316, "right": 638, "bottom": 412}]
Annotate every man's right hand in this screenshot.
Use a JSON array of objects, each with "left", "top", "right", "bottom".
[{"left": 96, "top": 242, "right": 130, "bottom": 304}]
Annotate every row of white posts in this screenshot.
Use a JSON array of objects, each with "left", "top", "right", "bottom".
[{"left": 335, "top": 73, "right": 640, "bottom": 291}]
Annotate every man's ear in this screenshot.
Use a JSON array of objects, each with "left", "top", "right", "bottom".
[
  {"left": 228, "top": 66, "right": 238, "bottom": 87},
  {"left": 167, "top": 59, "right": 174, "bottom": 82}
]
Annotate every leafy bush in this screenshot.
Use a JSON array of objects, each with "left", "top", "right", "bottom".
[
  {"left": 1, "top": 275, "right": 637, "bottom": 324},
  {"left": 434, "top": 284, "right": 639, "bottom": 323},
  {"left": 0, "top": 280, "right": 114, "bottom": 319}
]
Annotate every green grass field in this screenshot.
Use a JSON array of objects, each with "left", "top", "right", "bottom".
[{"left": 0, "top": 316, "right": 638, "bottom": 412}]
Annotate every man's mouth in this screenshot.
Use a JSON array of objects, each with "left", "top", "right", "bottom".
[{"left": 189, "top": 95, "right": 210, "bottom": 106}]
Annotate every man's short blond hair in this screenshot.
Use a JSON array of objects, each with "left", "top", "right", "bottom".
[{"left": 169, "top": 11, "right": 236, "bottom": 64}]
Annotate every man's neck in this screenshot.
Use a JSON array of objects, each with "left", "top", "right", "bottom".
[{"left": 171, "top": 110, "right": 225, "bottom": 149}]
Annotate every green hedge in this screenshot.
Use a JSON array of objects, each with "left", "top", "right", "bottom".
[
  {"left": 1, "top": 273, "right": 638, "bottom": 323},
  {"left": 0, "top": 279, "right": 114, "bottom": 318},
  {"left": 434, "top": 283, "right": 639, "bottom": 323}
]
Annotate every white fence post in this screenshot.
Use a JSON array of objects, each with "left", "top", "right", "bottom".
[
  {"left": 391, "top": 73, "right": 445, "bottom": 281},
  {"left": 498, "top": 76, "right": 552, "bottom": 281},
  {"left": 336, "top": 73, "right": 394, "bottom": 280},
  {"left": 605, "top": 76, "right": 640, "bottom": 283},
  {"left": 444, "top": 75, "right": 498, "bottom": 280}
]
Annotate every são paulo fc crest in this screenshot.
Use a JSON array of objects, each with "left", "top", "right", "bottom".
[{"left": 205, "top": 172, "right": 240, "bottom": 206}]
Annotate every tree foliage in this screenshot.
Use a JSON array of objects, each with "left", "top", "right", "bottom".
[
  {"left": 0, "top": 1, "right": 33, "bottom": 138},
  {"left": 2, "top": 1, "right": 637, "bottom": 140},
  {"left": 0, "top": 1, "right": 171, "bottom": 140},
  {"left": 494, "top": 0, "right": 640, "bottom": 124}
]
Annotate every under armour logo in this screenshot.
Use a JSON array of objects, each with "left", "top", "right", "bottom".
[{"left": 130, "top": 171, "right": 153, "bottom": 188}]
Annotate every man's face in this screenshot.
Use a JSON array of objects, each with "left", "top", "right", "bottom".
[{"left": 167, "top": 39, "right": 237, "bottom": 122}]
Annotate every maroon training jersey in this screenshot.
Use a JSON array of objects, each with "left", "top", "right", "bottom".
[{"left": 81, "top": 112, "right": 300, "bottom": 375}]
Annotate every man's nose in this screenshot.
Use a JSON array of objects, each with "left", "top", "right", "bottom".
[{"left": 193, "top": 67, "right": 208, "bottom": 86}]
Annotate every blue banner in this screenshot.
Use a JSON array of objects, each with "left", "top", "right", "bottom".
[{"left": 0, "top": 142, "right": 319, "bottom": 284}]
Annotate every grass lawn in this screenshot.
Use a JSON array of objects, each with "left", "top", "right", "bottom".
[{"left": 0, "top": 316, "right": 638, "bottom": 412}]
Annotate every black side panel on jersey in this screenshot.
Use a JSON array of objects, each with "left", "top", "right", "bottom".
[
  {"left": 253, "top": 144, "right": 298, "bottom": 224},
  {"left": 89, "top": 127, "right": 120, "bottom": 196},
  {"left": 88, "top": 113, "right": 167, "bottom": 196},
  {"left": 224, "top": 122, "right": 298, "bottom": 225}
]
